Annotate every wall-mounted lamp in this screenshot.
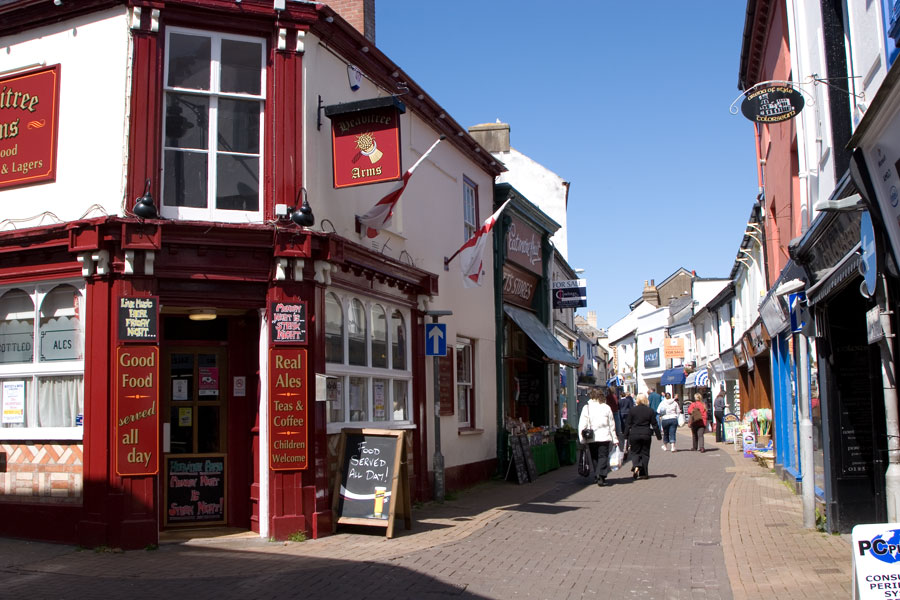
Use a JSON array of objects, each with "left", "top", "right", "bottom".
[
  {"left": 288, "top": 188, "right": 315, "bottom": 227},
  {"left": 133, "top": 178, "right": 158, "bottom": 219},
  {"left": 188, "top": 308, "right": 217, "bottom": 321}
]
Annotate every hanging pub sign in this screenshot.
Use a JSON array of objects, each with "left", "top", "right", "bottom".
[
  {"left": 740, "top": 84, "right": 804, "bottom": 123},
  {"left": 0, "top": 64, "right": 61, "bottom": 191},
  {"left": 324, "top": 96, "right": 405, "bottom": 189}
]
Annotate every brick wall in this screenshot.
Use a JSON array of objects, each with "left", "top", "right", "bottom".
[
  {"left": 0, "top": 443, "right": 83, "bottom": 504},
  {"left": 328, "top": 0, "right": 375, "bottom": 43}
]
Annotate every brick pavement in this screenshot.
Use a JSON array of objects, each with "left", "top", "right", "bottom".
[{"left": 0, "top": 436, "right": 852, "bottom": 599}]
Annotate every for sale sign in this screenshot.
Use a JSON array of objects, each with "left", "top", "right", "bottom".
[
  {"left": 853, "top": 523, "right": 900, "bottom": 598},
  {"left": 0, "top": 65, "right": 60, "bottom": 190}
]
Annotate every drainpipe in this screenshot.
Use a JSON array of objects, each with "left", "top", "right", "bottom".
[{"left": 877, "top": 276, "right": 900, "bottom": 521}]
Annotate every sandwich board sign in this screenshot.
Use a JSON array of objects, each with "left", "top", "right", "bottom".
[{"left": 852, "top": 522, "right": 900, "bottom": 598}]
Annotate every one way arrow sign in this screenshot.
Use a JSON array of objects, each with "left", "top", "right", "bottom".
[{"left": 425, "top": 323, "right": 447, "bottom": 356}]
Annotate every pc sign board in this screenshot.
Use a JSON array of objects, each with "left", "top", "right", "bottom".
[{"left": 852, "top": 523, "right": 900, "bottom": 598}]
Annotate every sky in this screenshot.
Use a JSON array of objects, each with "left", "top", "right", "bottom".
[{"left": 376, "top": 1, "right": 759, "bottom": 330}]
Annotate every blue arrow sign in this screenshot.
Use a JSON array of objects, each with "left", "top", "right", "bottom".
[{"left": 425, "top": 323, "right": 447, "bottom": 356}]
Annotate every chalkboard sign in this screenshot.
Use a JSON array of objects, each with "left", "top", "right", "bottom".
[
  {"left": 519, "top": 435, "right": 538, "bottom": 482},
  {"left": 271, "top": 301, "right": 307, "bottom": 344},
  {"left": 118, "top": 296, "right": 158, "bottom": 341},
  {"left": 332, "top": 429, "right": 410, "bottom": 538},
  {"left": 507, "top": 434, "right": 529, "bottom": 484},
  {"left": 164, "top": 455, "right": 226, "bottom": 526}
]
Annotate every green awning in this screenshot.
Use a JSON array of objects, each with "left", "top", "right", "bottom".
[{"left": 503, "top": 305, "right": 579, "bottom": 367}]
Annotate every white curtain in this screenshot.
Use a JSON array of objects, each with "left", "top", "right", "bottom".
[{"left": 37, "top": 376, "right": 83, "bottom": 427}]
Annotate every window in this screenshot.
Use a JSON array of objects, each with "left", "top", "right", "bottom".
[
  {"left": 456, "top": 339, "right": 474, "bottom": 428},
  {"left": 463, "top": 177, "right": 478, "bottom": 241},
  {"left": 162, "top": 28, "right": 265, "bottom": 222},
  {"left": 0, "top": 283, "right": 85, "bottom": 440},
  {"left": 324, "top": 292, "right": 412, "bottom": 431}
]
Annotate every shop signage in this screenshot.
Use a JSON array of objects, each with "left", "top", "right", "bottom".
[
  {"left": 0, "top": 64, "right": 61, "bottom": 191},
  {"left": 663, "top": 337, "right": 684, "bottom": 359},
  {"left": 863, "top": 142, "right": 900, "bottom": 269},
  {"left": 117, "top": 297, "right": 158, "bottom": 342},
  {"left": 326, "top": 100, "right": 403, "bottom": 189},
  {"left": 39, "top": 319, "right": 81, "bottom": 361},
  {"left": 552, "top": 279, "right": 587, "bottom": 309},
  {"left": 271, "top": 301, "right": 307, "bottom": 344},
  {"left": 1, "top": 380, "right": 24, "bottom": 424},
  {"left": 0, "top": 320, "right": 32, "bottom": 363},
  {"left": 851, "top": 522, "right": 900, "bottom": 599},
  {"left": 438, "top": 349, "right": 454, "bottom": 416},
  {"left": 506, "top": 215, "right": 542, "bottom": 275},
  {"left": 860, "top": 210, "right": 878, "bottom": 297},
  {"left": 740, "top": 84, "right": 804, "bottom": 123},
  {"left": 643, "top": 348, "right": 660, "bottom": 368},
  {"left": 115, "top": 346, "right": 159, "bottom": 477},
  {"left": 269, "top": 347, "right": 308, "bottom": 470},
  {"left": 165, "top": 455, "right": 226, "bottom": 525},
  {"left": 502, "top": 263, "right": 538, "bottom": 308}
]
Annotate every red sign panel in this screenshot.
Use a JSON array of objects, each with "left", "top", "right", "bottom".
[
  {"left": 115, "top": 346, "right": 159, "bottom": 476},
  {"left": 269, "top": 347, "right": 308, "bottom": 470},
  {"left": 507, "top": 215, "right": 543, "bottom": 275},
  {"left": 0, "top": 65, "right": 61, "bottom": 191},
  {"left": 331, "top": 106, "right": 402, "bottom": 188}
]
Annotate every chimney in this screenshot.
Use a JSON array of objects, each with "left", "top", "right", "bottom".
[
  {"left": 587, "top": 310, "right": 597, "bottom": 329},
  {"left": 468, "top": 121, "right": 510, "bottom": 154},
  {"left": 328, "top": 0, "right": 376, "bottom": 43},
  {"left": 642, "top": 279, "right": 659, "bottom": 307}
]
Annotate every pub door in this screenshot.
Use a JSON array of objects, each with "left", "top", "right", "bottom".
[{"left": 160, "top": 346, "right": 230, "bottom": 529}]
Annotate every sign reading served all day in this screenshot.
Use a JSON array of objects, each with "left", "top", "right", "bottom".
[
  {"left": 115, "top": 346, "right": 159, "bottom": 476},
  {"left": 271, "top": 302, "right": 307, "bottom": 344},
  {"left": 0, "top": 65, "right": 61, "bottom": 190},
  {"left": 118, "top": 297, "right": 158, "bottom": 341},
  {"left": 269, "top": 347, "right": 308, "bottom": 470},
  {"left": 327, "top": 102, "right": 403, "bottom": 189}
]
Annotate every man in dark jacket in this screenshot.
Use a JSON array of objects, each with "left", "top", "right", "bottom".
[
  {"left": 713, "top": 389, "right": 727, "bottom": 442},
  {"left": 624, "top": 393, "right": 662, "bottom": 479},
  {"left": 618, "top": 390, "right": 634, "bottom": 445}
]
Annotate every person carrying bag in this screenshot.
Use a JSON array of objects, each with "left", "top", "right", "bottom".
[
  {"left": 688, "top": 393, "right": 709, "bottom": 452},
  {"left": 577, "top": 389, "right": 618, "bottom": 486}
]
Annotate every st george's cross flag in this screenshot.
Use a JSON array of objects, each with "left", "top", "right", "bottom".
[
  {"left": 357, "top": 136, "right": 444, "bottom": 238},
  {"left": 452, "top": 199, "right": 511, "bottom": 288}
]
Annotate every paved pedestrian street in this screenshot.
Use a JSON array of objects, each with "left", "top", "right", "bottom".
[{"left": 0, "top": 439, "right": 851, "bottom": 599}]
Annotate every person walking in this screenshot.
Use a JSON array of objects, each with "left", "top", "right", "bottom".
[
  {"left": 713, "top": 388, "right": 727, "bottom": 442},
  {"left": 606, "top": 388, "right": 621, "bottom": 441},
  {"left": 618, "top": 391, "right": 635, "bottom": 446},
  {"left": 657, "top": 393, "right": 680, "bottom": 452},
  {"left": 577, "top": 389, "right": 618, "bottom": 486},
  {"left": 624, "top": 392, "right": 662, "bottom": 479},
  {"left": 688, "top": 393, "right": 709, "bottom": 452}
]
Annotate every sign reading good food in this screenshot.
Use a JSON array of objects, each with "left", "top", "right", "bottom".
[
  {"left": 740, "top": 84, "right": 804, "bottom": 123},
  {"left": 0, "top": 65, "right": 61, "bottom": 190},
  {"left": 115, "top": 346, "right": 159, "bottom": 476},
  {"left": 269, "top": 347, "right": 308, "bottom": 470},
  {"left": 325, "top": 98, "right": 404, "bottom": 189}
]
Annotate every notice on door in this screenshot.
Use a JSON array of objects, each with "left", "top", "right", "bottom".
[
  {"left": 115, "top": 346, "right": 159, "bottom": 476},
  {"left": 269, "top": 347, "right": 308, "bottom": 470}
]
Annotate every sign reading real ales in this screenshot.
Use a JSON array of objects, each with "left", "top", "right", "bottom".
[
  {"left": 269, "top": 347, "right": 308, "bottom": 470},
  {"left": 0, "top": 64, "right": 61, "bottom": 190},
  {"left": 116, "top": 346, "right": 159, "bottom": 476}
]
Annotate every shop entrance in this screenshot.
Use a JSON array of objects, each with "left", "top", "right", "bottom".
[{"left": 161, "top": 346, "right": 229, "bottom": 528}]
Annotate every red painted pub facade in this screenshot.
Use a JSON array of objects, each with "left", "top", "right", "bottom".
[{"left": 0, "top": 0, "right": 500, "bottom": 549}]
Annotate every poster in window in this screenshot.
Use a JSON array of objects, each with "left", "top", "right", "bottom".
[
  {"left": 374, "top": 380, "right": 386, "bottom": 419},
  {"left": 1, "top": 380, "right": 25, "bottom": 424},
  {"left": 199, "top": 367, "right": 218, "bottom": 397},
  {"left": 172, "top": 379, "right": 188, "bottom": 401}
]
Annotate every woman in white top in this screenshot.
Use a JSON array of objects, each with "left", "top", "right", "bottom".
[
  {"left": 657, "top": 392, "right": 680, "bottom": 452},
  {"left": 578, "top": 389, "right": 618, "bottom": 486}
]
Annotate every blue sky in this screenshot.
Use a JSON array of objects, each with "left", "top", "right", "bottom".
[{"left": 376, "top": 2, "right": 759, "bottom": 330}]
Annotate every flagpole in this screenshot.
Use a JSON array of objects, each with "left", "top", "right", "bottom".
[{"left": 443, "top": 199, "right": 511, "bottom": 271}]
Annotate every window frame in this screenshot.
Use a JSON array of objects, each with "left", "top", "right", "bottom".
[
  {"left": 160, "top": 26, "right": 266, "bottom": 223},
  {"left": 456, "top": 337, "right": 475, "bottom": 429},
  {"left": 462, "top": 176, "right": 479, "bottom": 242},
  {"left": 324, "top": 292, "right": 413, "bottom": 433},
  {"left": 0, "top": 280, "right": 86, "bottom": 441}
]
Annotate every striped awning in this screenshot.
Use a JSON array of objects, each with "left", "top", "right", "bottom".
[{"left": 685, "top": 368, "right": 709, "bottom": 388}]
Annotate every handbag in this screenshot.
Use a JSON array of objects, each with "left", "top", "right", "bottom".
[
  {"left": 577, "top": 446, "right": 591, "bottom": 477},
  {"left": 609, "top": 444, "right": 621, "bottom": 470},
  {"left": 677, "top": 413, "right": 685, "bottom": 427},
  {"left": 581, "top": 407, "right": 593, "bottom": 441}
]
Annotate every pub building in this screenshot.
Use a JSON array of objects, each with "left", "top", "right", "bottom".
[
  {"left": 492, "top": 183, "right": 578, "bottom": 469},
  {"left": 0, "top": 1, "right": 502, "bottom": 548}
]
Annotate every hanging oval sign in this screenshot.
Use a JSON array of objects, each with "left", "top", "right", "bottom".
[{"left": 740, "top": 85, "right": 804, "bottom": 123}]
